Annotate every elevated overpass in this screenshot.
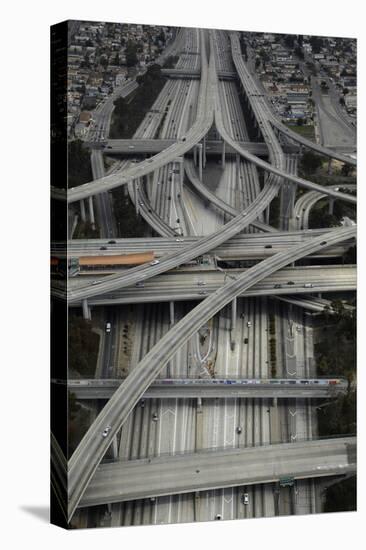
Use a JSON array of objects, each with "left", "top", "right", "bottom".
[
  {"left": 67, "top": 378, "right": 348, "bottom": 400},
  {"left": 60, "top": 229, "right": 352, "bottom": 261},
  {"left": 79, "top": 437, "right": 356, "bottom": 508},
  {"left": 63, "top": 265, "right": 356, "bottom": 306},
  {"left": 95, "top": 138, "right": 270, "bottom": 156},
  {"left": 161, "top": 68, "right": 237, "bottom": 80}
]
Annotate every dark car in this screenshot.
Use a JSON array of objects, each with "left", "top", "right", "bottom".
[
  {"left": 108, "top": 240, "right": 116, "bottom": 244},
  {"left": 320, "top": 241, "right": 327, "bottom": 246},
  {"left": 264, "top": 244, "right": 272, "bottom": 249},
  {"left": 287, "top": 281, "right": 295, "bottom": 285},
  {"left": 100, "top": 246, "right": 107, "bottom": 250}
]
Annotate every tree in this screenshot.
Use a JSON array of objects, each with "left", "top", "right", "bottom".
[
  {"left": 68, "top": 140, "right": 92, "bottom": 188},
  {"left": 125, "top": 40, "right": 138, "bottom": 67},
  {"left": 255, "top": 58, "right": 260, "bottom": 69},
  {"left": 284, "top": 34, "right": 295, "bottom": 48},
  {"left": 299, "top": 150, "right": 323, "bottom": 175},
  {"left": 341, "top": 163, "right": 352, "bottom": 176},
  {"left": 297, "top": 118, "right": 304, "bottom": 126},
  {"left": 309, "top": 35, "right": 324, "bottom": 54}
]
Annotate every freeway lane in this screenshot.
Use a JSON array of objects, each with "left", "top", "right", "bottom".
[
  {"left": 79, "top": 437, "right": 356, "bottom": 508},
  {"left": 184, "top": 158, "right": 275, "bottom": 233},
  {"left": 67, "top": 225, "right": 356, "bottom": 520},
  {"left": 216, "top": 34, "right": 357, "bottom": 205},
  {"left": 54, "top": 29, "right": 214, "bottom": 204},
  {"left": 64, "top": 265, "right": 356, "bottom": 306},
  {"left": 67, "top": 180, "right": 279, "bottom": 303},
  {"left": 57, "top": 228, "right": 351, "bottom": 260},
  {"left": 68, "top": 378, "right": 348, "bottom": 400}
]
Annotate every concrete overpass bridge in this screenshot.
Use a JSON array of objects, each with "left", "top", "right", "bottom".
[
  {"left": 161, "top": 68, "right": 237, "bottom": 80},
  {"left": 67, "top": 377, "right": 348, "bottom": 400},
  {"left": 78, "top": 437, "right": 356, "bottom": 508}
]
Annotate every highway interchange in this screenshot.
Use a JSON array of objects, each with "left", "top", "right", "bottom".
[{"left": 54, "top": 27, "right": 357, "bottom": 527}]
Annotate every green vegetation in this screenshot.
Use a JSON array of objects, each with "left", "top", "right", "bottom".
[
  {"left": 125, "top": 40, "right": 138, "bottom": 67},
  {"left": 309, "top": 199, "right": 356, "bottom": 229},
  {"left": 68, "top": 140, "right": 92, "bottom": 188},
  {"left": 323, "top": 475, "right": 356, "bottom": 513},
  {"left": 286, "top": 124, "right": 315, "bottom": 142},
  {"left": 110, "top": 64, "right": 167, "bottom": 138},
  {"left": 68, "top": 315, "right": 100, "bottom": 378},
  {"left": 317, "top": 390, "right": 356, "bottom": 436},
  {"left": 112, "top": 190, "right": 146, "bottom": 237},
  {"left": 73, "top": 220, "right": 100, "bottom": 239},
  {"left": 315, "top": 300, "right": 356, "bottom": 439},
  {"left": 68, "top": 391, "right": 92, "bottom": 456},
  {"left": 163, "top": 55, "right": 179, "bottom": 68},
  {"left": 299, "top": 150, "right": 323, "bottom": 176},
  {"left": 269, "top": 194, "right": 280, "bottom": 227},
  {"left": 316, "top": 299, "right": 356, "bottom": 380}
]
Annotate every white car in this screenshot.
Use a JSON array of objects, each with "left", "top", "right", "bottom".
[
  {"left": 102, "top": 426, "right": 111, "bottom": 438},
  {"left": 150, "top": 260, "right": 160, "bottom": 266}
]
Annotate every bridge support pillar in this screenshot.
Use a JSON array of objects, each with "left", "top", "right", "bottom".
[
  {"left": 169, "top": 301, "right": 175, "bottom": 326},
  {"left": 176, "top": 156, "right": 184, "bottom": 195},
  {"left": 202, "top": 136, "right": 206, "bottom": 168},
  {"left": 230, "top": 297, "right": 237, "bottom": 350},
  {"left": 80, "top": 199, "right": 86, "bottom": 222},
  {"left": 193, "top": 145, "right": 197, "bottom": 166},
  {"left": 265, "top": 204, "right": 270, "bottom": 225},
  {"left": 222, "top": 140, "right": 226, "bottom": 169},
  {"left": 236, "top": 153, "right": 240, "bottom": 185},
  {"left": 88, "top": 196, "right": 95, "bottom": 230},
  {"left": 327, "top": 159, "right": 333, "bottom": 175},
  {"left": 134, "top": 179, "right": 139, "bottom": 216},
  {"left": 198, "top": 143, "right": 203, "bottom": 182},
  {"left": 82, "top": 299, "right": 91, "bottom": 320},
  {"left": 328, "top": 197, "right": 335, "bottom": 215},
  {"left": 111, "top": 435, "right": 118, "bottom": 459}
]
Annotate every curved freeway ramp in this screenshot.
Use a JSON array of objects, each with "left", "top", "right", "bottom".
[
  {"left": 184, "top": 158, "right": 276, "bottom": 233},
  {"left": 223, "top": 33, "right": 356, "bottom": 204}
]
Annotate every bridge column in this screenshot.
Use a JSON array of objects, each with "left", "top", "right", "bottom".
[
  {"left": 198, "top": 143, "right": 203, "bottom": 181},
  {"left": 202, "top": 136, "right": 206, "bottom": 168},
  {"left": 82, "top": 299, "right": 91, "bottom": 320},
  {"left": 80, "top": 199, "right": 86, "bottom": 222},
  {"left": 176, "top": 156, "right": 184, "bottom": 194},
  {"left": 222, "top": 140, "right": 226, "bottom": 169},
  {"left": 134, "top": 179, "right": 139, "bottom": 216},
  {"left": 111, "top": 436, "right": 118, "bottom": 459},
  {"left": 230, "top": 297, "right": 237, "bottom": 350},
  {"left": 236, "top": 153, "right": 240, "bottom": 185},
  {"left": 169, "top": 301, "right": 175, "bottom": 326},
  {"left": 327, "top": 158, "right": 333, "bottom": 175},
  {"left": 88, "top": 196, "right": 95, "bottom": 230},
  {"left": 265, "top": 204, "right": 270, "bottom": 225},
  {"left": 328, "top": 197, "right": 335, "bottom": 215},
  {"left": 193, "top": 145, "right": 197, "bottom": 166}
]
